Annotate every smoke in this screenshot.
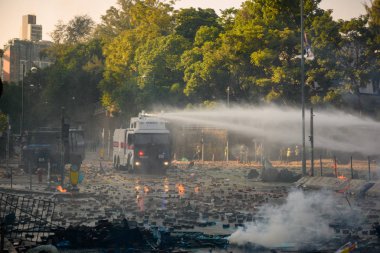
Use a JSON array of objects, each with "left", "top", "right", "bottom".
[
  {"left": 158, "top": 104, "right": 380, "bottom": 155},
  {"left": 228, "top": 189, "right": 358, "bottom": 248}
]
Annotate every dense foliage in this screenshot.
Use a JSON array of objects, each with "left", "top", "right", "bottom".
[{"left": 1, "top": 0, "right": 379, "bottom": 130}]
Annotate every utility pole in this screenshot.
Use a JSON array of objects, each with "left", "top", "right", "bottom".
[
  {"left": 350, "top": 156, "right": 354, "bottom": 179},
  {"left": 107, "top": 129, "right": 111, "bottom": 160},
  {"left": 227, "top": 86, "right": 230, "bottom": 106},
  {"left": 6, "top": 115, "right": 11, "bottom": 188},
  {"left": 201, "top": 131, "right": 204, "bottom": 162},
  {"left": 226, "top": 86, "right": 230, "bottom": 162},
  {"left": 21, "top": 63, "right": 25, "bottom": 136},
  {"left": 225, "top": 86, "right": 230, "bottom": 162},
  {"left": 310, "top": 107, "right": 314, "bottom": 176},
  {"left": 60, "top": 107, "right": 65, "bottom": 188},
  {"left": 301, "top": 0, "right": 307, "bottom": 176},
  {"left": 20, "top": 63, "right": 25, "bottom": 164},
  {"left": 368, "top": 156, "right": 371, "bottom": 181}
]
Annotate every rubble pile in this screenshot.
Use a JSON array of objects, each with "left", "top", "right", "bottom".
[
  {"left": 0, "top": 159, "right": 379, "bottom": 252},
  {"left": 51, "top": 163, "right": 289, "bottom": 235},
  {"left": 50, "top": 219, "right": 146, "bottom": 249}
]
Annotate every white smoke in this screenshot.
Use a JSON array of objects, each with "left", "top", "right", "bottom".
[
  {"left": 158, "top": 104, "right": 380, "bottom": 155},
  {"left": 228, "top": 189, "right": 355, "bottom": 248}
]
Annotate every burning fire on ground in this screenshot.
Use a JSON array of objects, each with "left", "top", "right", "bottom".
[
  {"left": 176, "top": 183, "right": 185, "bottom": 197},
  {"left": 337, "top": 174, "right": 348, "bottom": 180},
  {"left": 56, "top": 185, "right": 67, "bottom": 192}
]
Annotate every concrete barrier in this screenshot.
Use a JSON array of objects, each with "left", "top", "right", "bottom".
[
  {"left": 296, "top": 176, "right": 380, "bottom": 197},
  {"left": 367, "top": 181, "right": 380, "bottom": 197}
]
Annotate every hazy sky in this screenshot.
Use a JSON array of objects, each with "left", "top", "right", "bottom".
[{"left": 0, "top": 0, "right": 371, "bottom": 48}]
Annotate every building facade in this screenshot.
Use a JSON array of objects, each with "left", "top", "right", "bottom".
[
  {"left": 21, "top": 14, "right": 42, "bottom": 41},
  {"left": 1, "top": 14, "right": 53, "bottom": 84},
  {"left": 2, "top": 39, "right": 53, "bottom": 83}
]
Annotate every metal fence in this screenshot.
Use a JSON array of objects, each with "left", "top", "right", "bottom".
[{"left": 0, "top": 191, "right": 58, "bottom": 243}]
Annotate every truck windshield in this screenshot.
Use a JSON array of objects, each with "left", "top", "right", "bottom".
[
  {"left": 135, "top": 133, "right": 169, "bottom": 145},
  {"left": 28, "top": 132, "right": 59, "bottom": 145}
]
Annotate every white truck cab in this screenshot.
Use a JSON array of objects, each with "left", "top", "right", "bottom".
[{"left": 113, "top": 112, "right": 171, "bottom": 173}]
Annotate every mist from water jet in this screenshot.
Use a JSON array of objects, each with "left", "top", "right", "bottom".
[{"left": 158, "top": 105, "right": 380, "bottom": 156}]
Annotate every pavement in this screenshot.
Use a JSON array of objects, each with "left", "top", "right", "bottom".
[{"left": 0, "top": 152, "right": 379, "bottom": 252}]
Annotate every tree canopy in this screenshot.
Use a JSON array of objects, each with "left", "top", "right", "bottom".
[{"left": 2, "top": 0, "right": 379, "bottom": 131}]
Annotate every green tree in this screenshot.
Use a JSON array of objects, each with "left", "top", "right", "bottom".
[
  {"left": 337, "top": 16, "right": 372, "bottom": 109},
  {"left": 96, "top": 0, "right": 174, "bottom": 43},
  {"left": 27, "top": 38, "right": 104, "bottom": 128},
  {"left": 174, "top": 8, "right": 220, "bottom": 41},
  {"left": 50, "top": 20, "right": 67, "bottom": 44},
  {"left": 135, "top": 34, "right": 191, "bottom": 106},
  {"left": 0, "top": 83, "right": 21, "bottom": 131},
  {"left": 219, "top": 8, "right": 238, "bottom": 31},
  {"left": 180, "top": 0, "right": 350, "bottom": 106},
  {"left": 307, "top": 10, "right": 342, "bottom": 104},
  {"left": 65, "top": 15, "right": 95, "bottom": 44},
  {"left": 181, "top": 29, "right": 229, "bottom": 103},
  {"left": 365, "top": 0, "right": 380, "bottom": 97},
  {"left": 0, "top": 112, "right": 7, "bottom": 134},
  {"left": 50, "top": 15, "right": 95, "bottom": 44},
  {"left": 84, "top": 0, "right": 378, "bottom": 115},
  {"left": 365, "top": 0, "right": 380, "bottom": 31},
  {"left": 99, "top": 0, "right": 176, "bottom": 115}
]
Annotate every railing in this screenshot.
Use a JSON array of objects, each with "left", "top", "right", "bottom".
[{"left": 0, "top": 192, "right": 59, "bottom": 245}]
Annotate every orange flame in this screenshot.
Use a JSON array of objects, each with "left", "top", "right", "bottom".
[
  {"left": 164, "top": 178, "right": 169, "bottom": 193},
  {"left": 338, "top": 174, "right": 347, "bottom": 180},
  {"left": 56, "top": 185, "right": 67, "bottom": 193},
  {"left": 176, "top": 183, "right": 185, "bottom": 197}
]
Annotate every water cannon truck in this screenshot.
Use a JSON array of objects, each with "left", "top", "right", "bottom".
[{"left": 113, "top": 112, "right": 171, "bottom": 173}]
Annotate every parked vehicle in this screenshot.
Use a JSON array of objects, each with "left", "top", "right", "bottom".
[
  {"left": 113, "top": 112, "right": 171, "bottom": 173},
  {"left": 22, "top": 127, "right": 85, "bottom": 172}
]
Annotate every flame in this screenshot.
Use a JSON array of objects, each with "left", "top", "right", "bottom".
[
  {"left": 163, "top": 178, "right": 169, "bottom": 193},
  {"left": 176, "top": 183, "right": 185, "bottom": 197},
  {"left": 338, "top": 174, "right": 347, "bottom": 180},
  {"left": 56, "top": 185, "right": 67, "bottom": 193},
  {"left": 135, "top": 179, "right": 141, "bottom": 192}
]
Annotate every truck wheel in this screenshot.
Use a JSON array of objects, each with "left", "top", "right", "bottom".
[
  {"left": 126, "top": 162, "right": 132, "bottom": 173},
  {"left": 116, "top": 157, "right": 120, "bottom": 170}
]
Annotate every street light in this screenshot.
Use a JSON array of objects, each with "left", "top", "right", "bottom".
[
  {"left": 21, "top": 63, "right": 25, "bottom": 136},
  {"left": 20, "top": 64, "right": 38, "bottom": 165},
  {"left": 226, "top": 86, "right": 230, "bottom": 162},
  {"left": 300, "top": 0, "right": 307, "bottom": 176},
  {"left": 227, "top": 86, "right": 230, "bottom": 107},
  {"left": 21, "top": 65, "right": 39, "bottom": 135}
]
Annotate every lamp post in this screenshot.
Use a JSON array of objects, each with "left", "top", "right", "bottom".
[
  {"left": 5, "top": 115, "right": 12, "bottom": 188},
  {"left": 310, "top": 107, "right": 314, "bottom": 176},
  {"left": 226, "top": 86, "right": 230, "bottom": 162},
  {"left": 21, "top": 63, "right": 25, "bottom": 136},
  {"left": 227, "top": 86, "right": 230, "bottom": 106},
  {"left": 300, "top": 0, "right": 307, "bottom": 176}
]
